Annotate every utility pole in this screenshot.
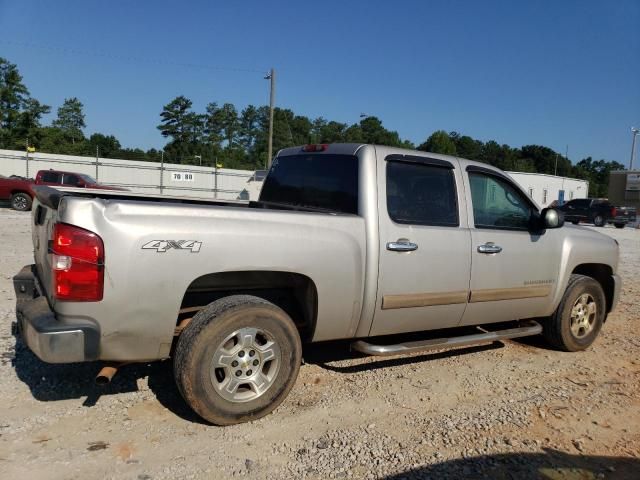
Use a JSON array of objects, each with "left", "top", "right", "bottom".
[
  {"left": 630, "top": 127, "right": 639, "bottom": 170},
  {"left": 160, "top": 150, "right": 164, "bottom": 195},
  {"left": 265, "top": 68, "right": 275, "bottom": 169},
  {"left": 95, "top": 146, "right": 99, "bottom": 181},
  {"left": 214, "top": 156, "right": 218, "bottom": 200},
  {"left": 25, "top": 138, "right": 29, "bottom": 177}
]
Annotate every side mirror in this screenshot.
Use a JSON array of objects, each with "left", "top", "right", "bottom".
[{"left": 541, "top": 208, "right": 564, "bottom": 229}]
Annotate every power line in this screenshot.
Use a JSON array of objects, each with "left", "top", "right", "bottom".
[{"left": 0, "top": 39, "right": 267, "bottom": 74}]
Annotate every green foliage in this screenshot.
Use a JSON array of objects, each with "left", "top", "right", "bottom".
[
  {"left": 0, "top": 57, "right": 52, "bottom": 149},
  {"left": 574, "top": 157, "right": 625, "bottom": 197},
  {"left": 418, "top": 130, "right": 457, "bottom": 155},
  {"left": 52, "top": 97, "right": 86, "bottom": 144},
  {"left": 87, "top": 133, "right": 122, "bottom": 158},
  {"left": 0, "top": 57, "right": 627, "bottom": 197}
]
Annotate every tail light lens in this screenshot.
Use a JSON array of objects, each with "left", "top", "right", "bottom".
[
  {"left": 52, "top": 223, "right": 104, "bottom": 301},
  {"left": 611, "top": 207, "right": 617, "bottom": 217}
]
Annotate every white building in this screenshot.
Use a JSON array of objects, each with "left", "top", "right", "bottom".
[{"left": 507, "top": 172, "right": 588, "bottom": 208}]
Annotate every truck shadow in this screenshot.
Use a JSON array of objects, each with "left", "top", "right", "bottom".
[
  {"left": 10, "top": 327, "right": 524, "bottom": 425},
  {"left": 10, "top": 336, "right": 207, "bottom": 424},
  {"left": 383, "top": 448, "right": 640, "bottom": 479}
]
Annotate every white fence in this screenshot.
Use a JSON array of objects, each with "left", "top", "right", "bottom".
[{"left": 0, "top": 149, "right": 259, "bottom": 201}]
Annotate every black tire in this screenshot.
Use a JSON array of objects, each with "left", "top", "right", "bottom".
[
  {"left": 542, "top": 274, "right": 605, "bottom": 352},
  {"left": 173, "top": 295, "right": 302, "bottom": 425},
  {"left": 571, "top": 220, "right": 580, "bottom": 225},
  {"left": 10, "top": 192, "right": 32, "bottom": 211},
  {"left": 614, "top": 223, "right": 625, "bottom": 229},
  {"left": 593, "top": 215, "right": 605, "bottom": 227}
]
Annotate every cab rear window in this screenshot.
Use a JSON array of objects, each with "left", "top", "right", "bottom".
[{"left": 259, "top": 154, "right": 358, "bottom": 214}]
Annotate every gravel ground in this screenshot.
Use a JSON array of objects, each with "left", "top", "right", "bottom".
[{"left": 0, "top": 208, "right": 638, "bottom": 480}]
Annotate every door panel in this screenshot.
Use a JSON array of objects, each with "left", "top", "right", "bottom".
[
  {"left": 461, "top": 169, "right": 562, "bottom": 326},
  {"left": 370, "top": 153, "right": 471, "bottom": 336}
]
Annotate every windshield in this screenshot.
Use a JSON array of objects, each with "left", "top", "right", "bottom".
[{"left": 259, "top": 154, "right": 359, "bottom": 214}]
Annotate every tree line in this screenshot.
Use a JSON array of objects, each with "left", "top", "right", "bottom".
[{"left": 0, "top": 57, "right": 624, "bottom": 196}]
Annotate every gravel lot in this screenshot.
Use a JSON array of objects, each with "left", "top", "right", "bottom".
[{"left": 0, "top": 208, "right": 638, "bottom": 479}]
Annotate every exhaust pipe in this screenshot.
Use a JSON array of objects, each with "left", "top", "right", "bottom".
[{"left": 95, "top": 363, "right": 125, "bottom": 385}]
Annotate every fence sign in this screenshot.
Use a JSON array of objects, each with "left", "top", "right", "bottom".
[
  {"left": 626, "top": 173, "right": 640, "bottom": 191},
  {"left": 171, "top": 172, "right": 195, "bottom": 182}
]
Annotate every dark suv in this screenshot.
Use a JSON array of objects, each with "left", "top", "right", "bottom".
[{"left": 558, "top": 198, "right": 637, "bottom": 228}]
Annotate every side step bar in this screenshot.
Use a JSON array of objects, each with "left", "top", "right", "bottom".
[{"left": 351, "top": 321, "right": 542, "bottom": 357}]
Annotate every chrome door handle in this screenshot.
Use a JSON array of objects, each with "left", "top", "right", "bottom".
[
  {"left": 477, "top": 243, "right": 502, "bottom": 254},
  {"left": 387, "top": 241, "right": 418, "bottom": 252}
]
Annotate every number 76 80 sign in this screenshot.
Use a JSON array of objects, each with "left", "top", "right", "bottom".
[{"left": 171, "top": 172, "right": 194, "bottom": 182}]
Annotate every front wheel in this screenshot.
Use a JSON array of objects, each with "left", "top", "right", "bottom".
[
  {"left": 593, "top": 215, "right": 605, "bottom": 227},
  {"left": 173, "top": 295, "right": 302, "bottom": 425},
  {"left": 542, "top": 274, "right": 605, "bottom": 352},
  {"left": 614, "top": 223, "right": 625, "bottom": 229}
]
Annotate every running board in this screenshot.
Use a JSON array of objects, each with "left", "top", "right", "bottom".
[{"left": 351, "top": 321, "right": 542, "bottom": 357}]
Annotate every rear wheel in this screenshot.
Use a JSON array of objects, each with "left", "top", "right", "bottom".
[
  {"left": 173, "top": 295, "right": 302, "bottom": 425},
  {"left": 593, "top": 215, "right": 605, "bottom": 227},
  {"left": 10, "top": 192, "right": 32, "bottom": 211},
  {"left": 543, "top": 274, "right": 605, "bottom": 352},
  {"left": 571, "top": 220, "right": 580, "bottom": 225},
  {"left": 614, "top": 223, "right": 625, "bottom": 229}
]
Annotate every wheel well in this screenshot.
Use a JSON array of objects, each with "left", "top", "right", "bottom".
[
  {"left": 10, "top": 190, "right": 31, "bottom": 197},
  {"left": 571, "top": 263, "right": 614, "bottom": 313},
  {"left": 179, "top": 271, "right": 318, "bottom": 341}
]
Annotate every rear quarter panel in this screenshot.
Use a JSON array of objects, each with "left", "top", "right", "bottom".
[{"left": 52, "top": 197, "right": 366, "bottom": 361}]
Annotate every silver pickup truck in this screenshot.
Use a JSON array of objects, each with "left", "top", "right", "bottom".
[{"left": 13, "top": 143, "right": 620, "bottom": 425}]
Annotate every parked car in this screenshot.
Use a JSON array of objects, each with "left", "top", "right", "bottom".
[
  {"left": 558, "top": 198, "right": 637, "bottom": 228},
  {"left": 14, "top": 144, "right": 620, "bottom": 425},
  {"left": 0, "top": 174, "right": 35, "bottom": 211},
  {"left": 0, "top": 169, "right": 125, "bottom": 211}
]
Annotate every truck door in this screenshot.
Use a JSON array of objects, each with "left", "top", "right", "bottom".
[
  {"left": 370, "top": 152, "right": 471, "bottom": 336},
  {"left": 460, "top": 166, "right": 562, "bottom": 325}
]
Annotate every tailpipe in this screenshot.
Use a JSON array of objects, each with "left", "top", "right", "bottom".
[{"left": 95, "top": 363, "right": 125, "bottom": 386}]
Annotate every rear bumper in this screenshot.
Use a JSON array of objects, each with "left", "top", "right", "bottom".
[
  {"left": 609, "top": 215, "right": 636, "bottom": 224},
  {"left": 13, "top": 265, "right": 99, "bottom": 363}
]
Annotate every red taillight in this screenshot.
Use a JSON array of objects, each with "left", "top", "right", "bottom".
[
  {"left": 52, "top": 223, "right": 104, "bottom": 301},
  {"left": 611, "top": 207, "right": 617, "bottom": 217},
  {"left": 302, "top": 144, "right": 328, "bottom": 152}
]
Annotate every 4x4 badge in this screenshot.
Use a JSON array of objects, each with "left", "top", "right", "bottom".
[{"left": 141, "top": 240, "right": 202, "bottom": 253}]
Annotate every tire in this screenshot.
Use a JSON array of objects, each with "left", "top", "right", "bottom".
[
  {"left": 173, "top": 295, "right": 302, "bottom": 425},
  {"left": 593, "top": 215, "right": 605, "bottom": 227},
  {"left": 543, "top": 274, "right": 606, "bottom": 352},
  {"left": 614, "top": 223, "right": 625, "bottom": 229},
  {"left": 10, "top": 192, "right": 32, "bottom": 211},
  {"left": 571, "top": 220, "right": 579, "bottom": 225}
]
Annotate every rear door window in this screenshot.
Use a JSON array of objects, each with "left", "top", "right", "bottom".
[
  {"left": 40, "top": 171, "right": 61, "bottom": 183},
  {"left": 259, "top": 154, "right": 358, "bottom": 214},
  {"left": 386, "top": 161, "right": 459, "bottom": 226}
]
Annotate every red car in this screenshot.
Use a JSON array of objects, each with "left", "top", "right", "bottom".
[{"left": 0, "top": 169, "right": 125, "bottom": 211}]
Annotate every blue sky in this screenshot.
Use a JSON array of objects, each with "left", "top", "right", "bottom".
[{"left": 1, "top": 0, "right": 638, "bottom": 164}]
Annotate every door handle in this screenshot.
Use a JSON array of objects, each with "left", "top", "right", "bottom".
[
  {"left": 387, "top": 240, "right": 418, "bottom": 252},
  {"left": 477, "top": 243, "right": 502, "bottom": 254}
]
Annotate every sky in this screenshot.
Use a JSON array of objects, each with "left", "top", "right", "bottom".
[{"left": 1, "top": 0, "right": 639, "bottom": 164}]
